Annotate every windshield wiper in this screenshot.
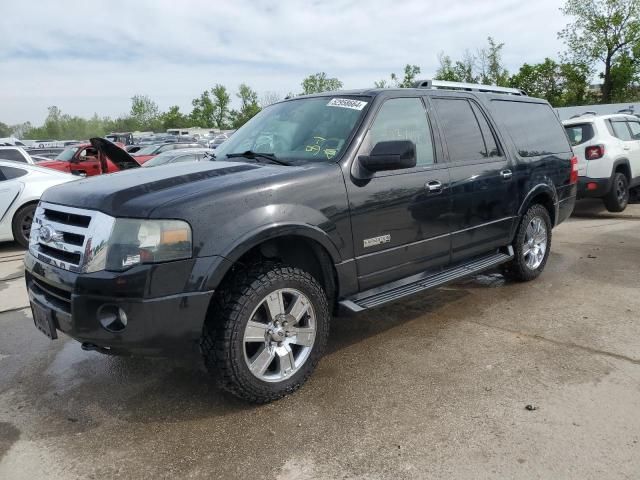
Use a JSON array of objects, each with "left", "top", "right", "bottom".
[{"left": 225, "top": 151, "right": 291, "bottom": 166}]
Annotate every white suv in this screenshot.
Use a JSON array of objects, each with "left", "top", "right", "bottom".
[{"left": 563, "top": 113, "right": 640, "bottom": 212}]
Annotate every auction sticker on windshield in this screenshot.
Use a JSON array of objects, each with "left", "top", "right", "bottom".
[{"left": 327, "top": 98, "right": 368, "bottom": 110}]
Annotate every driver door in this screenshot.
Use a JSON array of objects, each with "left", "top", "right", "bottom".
[
  {"left": 345, "top": 97, "right": 451, "bottom": 291},
  {"left": 72, "top": 147, "right": 101, "bottom": 176}
]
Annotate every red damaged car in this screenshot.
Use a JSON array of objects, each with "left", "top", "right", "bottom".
[{"left": 38, "top": 140, "right": 142, "bottom": 176}]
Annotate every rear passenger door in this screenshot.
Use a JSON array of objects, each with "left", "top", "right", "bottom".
[{"left": 430, "top": 96, "right": 517, "bottom": 262}]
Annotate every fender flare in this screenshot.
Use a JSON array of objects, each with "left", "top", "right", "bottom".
[
  {"left": 203, "top": 223, "right": 343, "bottom": 291},
  {"left": 612, "top": 158, "right": 631, "bottom": 180},
  {"left": 518, "top": 183, "right": 559, "bottom": 225}
]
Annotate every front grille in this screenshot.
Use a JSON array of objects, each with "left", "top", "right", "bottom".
[{"left": 29, "top": 202, "right": 115, "bottom": 272}]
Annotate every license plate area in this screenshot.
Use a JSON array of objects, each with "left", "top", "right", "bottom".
[{"left": 31, "top": 300, "right": 58, "bottom": 340}]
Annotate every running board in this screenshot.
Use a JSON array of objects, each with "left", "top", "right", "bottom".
[{"left": 339, "top": 248, "right": 514, "bottom": 313}]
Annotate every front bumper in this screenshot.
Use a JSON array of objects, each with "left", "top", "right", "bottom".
[
  {"left": 577, "top": 176, "right": 611, "bottom": 199},
  {"left": 24, "top": 253, "right": 215, "bottom": 356}
]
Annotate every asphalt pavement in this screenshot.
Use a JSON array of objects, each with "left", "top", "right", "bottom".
[{"left": 1, "top": 202, "right": 639, "bottom": 479}]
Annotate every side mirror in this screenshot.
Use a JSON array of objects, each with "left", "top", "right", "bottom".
[{"left": 359, "top": 140, "right": 417, "bottom": 172}]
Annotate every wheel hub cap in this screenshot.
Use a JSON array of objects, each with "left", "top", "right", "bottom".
[
  {"left": 242, "top": 288, "right": 317, "bottom": 383},
  {"left": 522, "top": 216, "right": 547, "bottom": 270}
]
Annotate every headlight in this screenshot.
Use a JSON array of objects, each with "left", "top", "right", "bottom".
[{"left": 85, "top": 219, "right": 192, "bottom": 273}]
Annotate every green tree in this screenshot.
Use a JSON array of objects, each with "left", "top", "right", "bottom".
[
  {"left": 477, "top": 37, "right": 509, "bottom": 86},
  {"left": 301, "top": 72, "right": 343, "bottom": 94},
  {"left": 434, "top": 52, "right": 476, "bottom": 82},
  {"left": 130, "top": 94, "right": 160, "bottom": 130},
  {"left": 190, "top": 90, "right": 215, "bottom": 127},
  {"left": 230, "top": 84, "right": 261, "bottom": 129},
  {"left": 211, "top": 84, "right": 231, "bottom": 129},
  {"left": 559, "top": 0, "right": 640, "bottom": 103},
  {"left": 0, "top": 122, "right": 12, "bottom": 137},
  {"left": 160, "top": 105, "right": 189, "bottom": 129},
  {"left": 376, "top": 64, "right": 422, "bottom": 88}
]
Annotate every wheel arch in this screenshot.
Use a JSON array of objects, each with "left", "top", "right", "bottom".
[
  {"left": 517, "top": 184, "right": 558, "bottom": 227},
  {"left": 612, "top": 158, "right": 631, "bottom": 181},
  {"left": 206, "top": 225, "right": 341, "bottom": 308}
]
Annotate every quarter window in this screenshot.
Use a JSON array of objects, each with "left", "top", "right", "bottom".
[
  {"left": 361, "top": 98, "right": 434, "bottom": 167},
  {"left": 0, "top": 149, "right": 26, "bottom": 163},
  {"left": 1, "top": 166, "right": 27, "bottom": 179},
  {"left": 432, "top": 98, "right": 488, "bottom": 162}
]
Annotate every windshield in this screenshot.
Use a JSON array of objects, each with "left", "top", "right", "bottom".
[
  {"left": 134, "top": 145, "right": 160, "bottom": 156},
  {"left": 54, "top": 147, "right": 78, "bottom": 161},
  {"left": 215, "top": 96, "right": 370, "bottom": 163}
]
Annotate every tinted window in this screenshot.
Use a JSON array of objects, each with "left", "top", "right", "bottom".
[
  {"left": 0, "top": 149, "right": 26, "bottom": 163},
  {"left": 172, "top": 154, "right": 198, "bottom": 163},
  {"left": 564, "top": 123, "right": 595, "bottom": 146},
  {"left": 611, "top": 121, "right": 632, "bottom": 141},
  {"left": 489, "top": 100, "right": 571, "bottom": 157},
  {"left": 470, "top": 102, "right": 501, "bottom": 157},
  {"left": 360, "top": 97, "right": 434, "bottom": 166},
  {"left": 1, "top": 166, "right": 28, "bottom": 179},
  {"left": 626, "top": 121, "right": 640, "bottom": 140},
  {"left": 432, "top": 98, "right": 487, "bottom": 161}
]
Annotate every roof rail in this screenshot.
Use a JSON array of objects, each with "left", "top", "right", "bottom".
[{"left": 413, "top": 79, "right": 526, "bottom": 96}]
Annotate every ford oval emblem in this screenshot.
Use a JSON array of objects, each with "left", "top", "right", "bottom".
[{"left": 39, "top": 225, "right": 56, "bottom": 243}]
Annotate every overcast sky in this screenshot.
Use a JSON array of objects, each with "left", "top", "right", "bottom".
[{"left": 0, "top": 0, "right": 570, "bottom": 125}]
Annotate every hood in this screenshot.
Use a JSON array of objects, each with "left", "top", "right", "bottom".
[
  {"left": 40, "top": 160, "right": 283, "bottom": 217},
  {"left": 89, "top": 137, "right": 142, "bottom": 168}
]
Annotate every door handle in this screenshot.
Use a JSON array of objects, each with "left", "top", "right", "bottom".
[
  {"left": 623, "top": 146, "right": 631, "bottom": 151},
  {"left": 425, "top": 180, "right": 443, "bottom": 194},
  {"left": 500, "top": 169, "right": 513, "bottom": 180}
]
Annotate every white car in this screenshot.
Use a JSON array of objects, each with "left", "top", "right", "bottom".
[
  {"left": 0, "top": 146, "right": 35, "bottom": 164},
  {"left": 0, "top": 160, "right": 75, "bottom": 247},
  {"left": 563, "top": 113, "right": 640, "bottom": 212}
]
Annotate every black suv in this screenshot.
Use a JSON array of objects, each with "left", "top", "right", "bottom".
[{"left": 25, "top": 80, "right": 577, "bottom": 403}]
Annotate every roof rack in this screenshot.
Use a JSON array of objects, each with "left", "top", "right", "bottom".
[{"left": 413, "top": 79, "right": 526, "bottom": 96}]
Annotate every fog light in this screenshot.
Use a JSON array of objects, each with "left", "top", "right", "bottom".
[
  {"left": 98, "top": 305, "right": 128, "bottom": 332},
  {"left": 587, "top": 182, "right": 598, "bottom": 191}
]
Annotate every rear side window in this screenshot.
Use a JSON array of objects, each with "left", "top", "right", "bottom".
[
  {"left": 489, "top": 100, "right": 571, "bottom": 157},
  {"left": 564, "top": 123, "right": 595, "bottom": 146},
  {"left": 610, "top": 121, "right": 632, "bottom": 141},
  {"left": 0, "top": 149, "right": 26, "bottom": 163},
  {"left": 1, "top": 166, "right": 28, "bottom": 179},
  {"left": 432, "top": 98, "right": 491, "bottom": 162}
]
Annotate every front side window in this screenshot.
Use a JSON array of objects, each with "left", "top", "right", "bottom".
[
  {"left": 433, "top": 98, "right": 487, "bottom": 162},
  {"left": 359, "top": 97, "right": 434, "bottom": 166},
  {"left": 215, "top": 96, "right": 370, "bottom": 163},
  {"left": 611, "top": 121, "right": 632, "bottom": 141},
  {"left": 626, "top": 121, "right": 640, "bottom": 140}
]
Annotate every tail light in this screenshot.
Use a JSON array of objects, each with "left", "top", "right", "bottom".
[
  {"left": 570, "top": 155, "right": 578, "bottom": 184},
  {"left": 585, "top": 145, "right": 605, "bottom": 160}
]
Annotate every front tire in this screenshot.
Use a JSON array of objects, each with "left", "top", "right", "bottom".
[
  {"left": 603, "top": 172, "right": 629, "bottom": 212},
  {"left": 503, "top": 204, "right": 552, "bottom": 282},
  {"left": 201, "top": 263, "right": 330, "bottom": 403},
  {"left": 12, "top": 203, "right": 36, "bottom": 248}
]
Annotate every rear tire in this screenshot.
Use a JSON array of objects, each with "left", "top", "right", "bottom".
[
  {"left": 201, "top": 262, "right": 330, "bottom": 403},
  {"left": 502, "top": 204, "right": 552, "bottom": 282},
  {"left": 603, "top": 172, "right": 629, "bottom": 212},
  {"left": 11, "top": 203, "right": 36, "bottom": 248}
]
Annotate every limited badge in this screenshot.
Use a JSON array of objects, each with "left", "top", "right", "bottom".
[{"left": 363, "top": 234, "right": 391, "bottom": 248}]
